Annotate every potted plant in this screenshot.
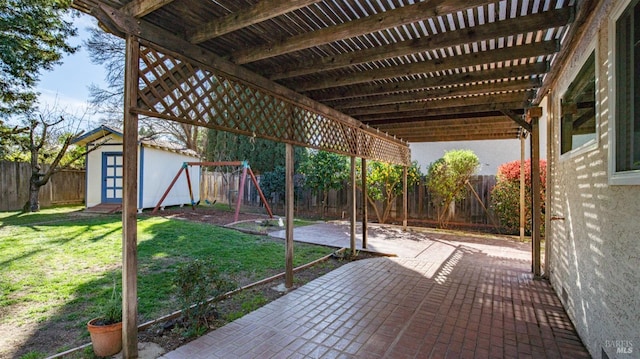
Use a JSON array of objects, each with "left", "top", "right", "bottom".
[{"left": 87, "top": 282, "right": 123, "bottom": 357}]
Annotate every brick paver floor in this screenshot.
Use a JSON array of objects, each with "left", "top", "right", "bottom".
[{"left": 160, "top": 225, "right": 590, "bottom": 358}]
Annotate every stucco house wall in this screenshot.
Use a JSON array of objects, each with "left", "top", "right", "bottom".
[{"left": 547, "top": 1, "right": 640, "bottom": 358}]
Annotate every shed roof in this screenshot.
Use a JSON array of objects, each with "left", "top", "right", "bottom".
[{"left": 72, "top": 125, "right": 200, "bottom": 157}]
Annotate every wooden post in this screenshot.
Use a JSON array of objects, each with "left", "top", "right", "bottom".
[
  {"left": 285, "top": 143, "right": 294, "bottom": 288},
  {"left": 520, "top": 134, "right": 526, "bottom": 242},
  {"left": 544, "top": 93, "right": 553, "bottom": 278},
  {"left": 361, "top": 158, "right": 367, "bottom": 249},
  {"left": 151, "top": 166, "right": 185, "bottom": 214},
  {"left": 350, "top": 156, "right": 356, "bottom": 256},
  {"left": 122, "top": 34, "right": 139, "bottom": 359},
  {"left": 402, "top": 165, "right": 408, "bottom": 230},
  {"left": 529, "top": 108, "right": 542, "bottom": 277},
  {"left": 233, "top": 163, "right": 248, "bottom": 222},
  {"left": 247, "top": 167, "right": 274, "bottom": 218},
  {"left": 184, "top": 165, "right": 195, "bottom": 210}
]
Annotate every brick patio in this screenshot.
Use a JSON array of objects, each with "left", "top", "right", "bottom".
[{"left": 160, "top": 226, "right": 590, "bottom": 358}]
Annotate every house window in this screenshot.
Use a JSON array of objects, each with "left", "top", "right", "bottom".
[
  {"left": 610, "top": 0, "right": 640, "bottom": 183},
  {"left": 560, "top": 51, "right": 596, "bottom": 155}
]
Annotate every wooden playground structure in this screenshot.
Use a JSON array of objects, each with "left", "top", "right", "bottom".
[{"left": 152, "top": 161, "right": 273, "bottom": 223}]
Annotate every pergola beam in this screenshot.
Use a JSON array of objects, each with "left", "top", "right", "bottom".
[
  {"left": 386, "top": 123, "right": 519, "bottom": 137},
  {"left": 231, "top": 0, "right": 493, "bottom": 64},
  {"left": 294, "top": 40, "right": 559, "bottom": 92},
  {"left": 121, "top": 0, "right": 175, "bottom": 17},
  {"left": 330, "top": 79, "right": 539, "bottom": 110},
  {"left": 406, "top": 131, "right": 520, "bottom": 142},
  {"left": 357, "top": 103, "right": 525, "bottom": 122},
  {"left": 269, "top": 7, "right": 571, "bottom": 80},
  {"left": 188, "top": 0, "right": 322, "bottom": 44},
  {"left": 375, "top": 116, "right": 514, "bottom": 131},
  {"left": 308, "top": 62, "right": 548, "bottom": 101},
  {"left": 346, "top": 91, "right": 533, "bottom": 116},
  {"left": 502, "top": 109, "right": 532, "bottom": 132}
]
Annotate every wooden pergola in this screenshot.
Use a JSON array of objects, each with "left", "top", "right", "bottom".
[{"left": 69, "top": 0, "right": 597, "bottom": 356}]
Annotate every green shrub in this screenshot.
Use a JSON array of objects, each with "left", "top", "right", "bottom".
[
  {"left": 173, "top": 259, "right": 236, "bottom": 337},
  {"left": 491, "top": 159, "right": 546, "bottom": 235},
  {"left": 425, "top": 149, "right": 479, "bottom": 227}
]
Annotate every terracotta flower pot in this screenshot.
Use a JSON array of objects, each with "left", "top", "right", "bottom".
[{"left": 87, "top": 318, "right": 123, "bottom": 357}]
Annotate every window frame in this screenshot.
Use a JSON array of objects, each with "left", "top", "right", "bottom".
[
  {"left": 558, "top": 41, "right": 599, "bottom": 162},
  {"left": 608, "top": 0, "right": 640, "bottom": 185}
]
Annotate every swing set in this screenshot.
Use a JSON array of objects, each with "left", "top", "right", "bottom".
[{"left": 151, "top": 161, "right": 274, "bottom": 223}]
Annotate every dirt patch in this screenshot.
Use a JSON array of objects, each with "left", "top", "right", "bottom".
[{"left": 145, "top": 206, "right": 271, "bottom": 226}]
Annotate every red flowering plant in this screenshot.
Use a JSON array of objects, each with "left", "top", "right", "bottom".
[{"left": 490, "top": 159, "right": 546, "bottom": 235}]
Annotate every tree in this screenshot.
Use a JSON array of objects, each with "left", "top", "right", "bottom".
[
  {"left": 205, "top": 128, "right": 307, "bottom": 174},
  {"left": 2, "top": 108, "right": 100, "bottom": 212},
  {"left": 0, "top": 121, "right": 28, "bottom": 158},
  {"left": 0, "top": 0, "right": 78, "bottom": 116},
  {"left": 491, "top": 159, "right": 547, "bottom": 235},
  {"left": 299, "top": 150, "right": 348, "bottom": 216},
  {"left": 359, "top": 161, "right": 421, "bottom": 224},
  {"left": 425, "top": 150, "right": 480, "bottom": 227},
  {"left": 84, "top": 27, "right": 205, "bottom": 153}
]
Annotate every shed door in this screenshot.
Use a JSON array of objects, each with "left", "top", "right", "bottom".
[{"left": 102, "top": 152, "right": 123, "bottom": 203}]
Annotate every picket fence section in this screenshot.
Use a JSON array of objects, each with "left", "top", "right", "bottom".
[
  {"left": 0, "top": 160, "right": 495, "bottom": 226},
  {"left": 200, "top": 170, "right": 497, "bottom": 225}
]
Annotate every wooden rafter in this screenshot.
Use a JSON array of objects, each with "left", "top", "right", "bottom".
[
  {"left": 72, "top": 0, "right": 578, "bottom": 144},
  {"left": 230, "top": 0, "right": 493, "bottom": 64},
  {"left": 358, "top": 103, "right": 525, "bottom": 123},
  {"left": 268, "top": 7, "right": 572, "bottom": 80},
  {"left": 345, "top": 91, "right": 533, "bottom": 117},
  {"left": 293, "top": 40, "right": 559, "bottom": 92},
  {"left": 404, "top": 131, "right": 521, "bottom": 142},
  {"left": 329, "top": 79, "right": 540, "bottom": 110},
  {"left": 384, "top": 121, "right": 517, "bottom": 134},
  {"left": 308, "top": 62, "right": 548, "bottom": 101},
  {"left": 188, "top": 0, "right": 322, "bottom": 44},
  {"left": 501, "top": 109, "right": 532, "bottom": 132},
  {"left": 121, "top": 0, "right": 175, "bottom": 17},
  {"left": 374, "top": 115, "right": 513, "bottom": 131}
]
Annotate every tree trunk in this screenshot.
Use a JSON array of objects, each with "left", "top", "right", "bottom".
[
  {"left": 367, "top": 195, "right": 383, "bottom": 224},
  {"left": 27, "top": 173, "right": 41, "bottom": 212},
  {"left": 322, "top": 191, "right": 328, "bottom": 217},
  {"left": 381, "top": 195, "right": 397, "bottom": 224}
]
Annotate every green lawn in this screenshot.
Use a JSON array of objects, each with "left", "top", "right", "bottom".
[{"left": 0, "top": 205, "right": 333, "bottom": 357}]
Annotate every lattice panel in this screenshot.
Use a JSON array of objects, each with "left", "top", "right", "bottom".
[{"left": 135, "top": 44, "right": 409, "bottom": 165}]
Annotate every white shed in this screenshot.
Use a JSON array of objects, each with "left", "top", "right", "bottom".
[{"left": 73, "top": 125, "right": 200, "bottom": 211}]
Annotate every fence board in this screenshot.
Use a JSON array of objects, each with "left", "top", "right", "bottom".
[
  {"left": 200, "top": 171, "right": 498, "bottom": 225},
  {"left": 0, "top": 161, "right": 85, "bottom": 211}
]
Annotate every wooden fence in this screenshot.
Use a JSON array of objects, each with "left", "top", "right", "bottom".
[
  {"left": 0, "top": 161, "right": 85, "bottom": 211},
  {"left": 200, "top": 170, "right": 497, "bottom": 226}
]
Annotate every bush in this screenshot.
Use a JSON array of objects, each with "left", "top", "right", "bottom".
[
  {"left": 491, "top": 159, "right": 546, "bottom": 235},
  {"left": 173, "top": 259, "right": 236, "bottom": 337},
  {"left": 425, "top": 150, "right": 479, "bottom": 227}
]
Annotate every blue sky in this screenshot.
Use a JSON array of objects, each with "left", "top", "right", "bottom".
[{"left": 35, "top": 12, "right": 108, "bottom": 125}]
